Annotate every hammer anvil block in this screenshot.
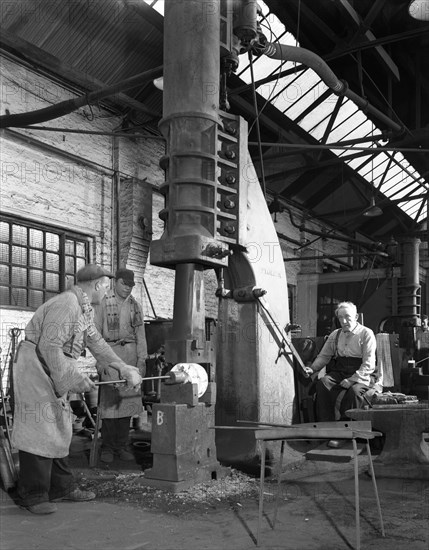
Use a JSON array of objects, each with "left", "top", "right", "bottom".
[{"left": 161, "top": 382, "right": 199, "bottom": 406}]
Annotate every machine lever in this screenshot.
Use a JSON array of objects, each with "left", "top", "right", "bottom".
[{"left": 257, "top": 297, "right": 310, "bottom": 378}]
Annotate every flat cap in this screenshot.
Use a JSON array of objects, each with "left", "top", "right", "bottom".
[
  {"left": 115, "top": 268, "right": 135, "bottom": 287},
  {"left": 76, "top": 264, "right": 114, "bottom": 282}
]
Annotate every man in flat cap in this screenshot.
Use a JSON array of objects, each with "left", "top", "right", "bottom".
[
  {"left": 94, "top": 268, "right": 148, "bottom": 463},
  {"left": 11, "top": 264, "right": 143, "bottom": 515}
]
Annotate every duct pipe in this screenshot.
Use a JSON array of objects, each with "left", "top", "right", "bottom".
[
  {"left": 0, "top": 65, "right": 163, "bottom": 128},
  {"left": 399, "top": 237, "right": 421, "bottom": 320},
  {"left": 262, "top": 43, "right": 404, "bottom": 134}
]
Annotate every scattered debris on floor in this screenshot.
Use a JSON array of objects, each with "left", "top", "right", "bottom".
[{"left": 76, "top": 468, "right": 260, "bottom": 514}]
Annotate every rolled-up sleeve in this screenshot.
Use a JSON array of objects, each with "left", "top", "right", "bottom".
[{"left": 349, "top": 328, "right": 376, "bottom": 385}]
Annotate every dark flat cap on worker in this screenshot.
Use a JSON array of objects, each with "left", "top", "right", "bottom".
[
  {"left": 115, "top": 268, "right": 135, "bottom": 286},
  {"left": 76, "top": 264, "right": 114, "bottom": 282}
]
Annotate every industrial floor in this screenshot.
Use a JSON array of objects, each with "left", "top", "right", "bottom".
[{"left": 1, "top": 429, "right": 428, "bottom": 550}]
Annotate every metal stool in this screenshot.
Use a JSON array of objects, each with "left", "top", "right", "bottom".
[{"left": 255, "top": 421, "right": 385, "bottom": 550}]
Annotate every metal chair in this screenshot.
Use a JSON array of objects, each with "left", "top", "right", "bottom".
[{"left": 255, "top": 420, "right": 385, "bottom": 550}]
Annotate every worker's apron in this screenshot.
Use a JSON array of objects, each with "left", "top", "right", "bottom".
[
  {"left": 98, "top": 341, "right": 143, "bottom": 419},
  {"left": 326, "top": 355, "right": 362, "bottom": 377},
  {"left": 11, "top": 341, "right": 73, "bottom": 458},
  {"left": 327, "top": 356, "right": 368, "bottom": 420}
]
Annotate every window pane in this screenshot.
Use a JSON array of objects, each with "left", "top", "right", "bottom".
[
  {"left": 29, "top": 269, "right": 43, "bottom": 289},
  {"left": 0, "top": 265, "right": 9, "bottom": 283},
  {"left": 12, "top": 246, "right": 27, "bottom": 265},
  {"left": 76, "top": 257, "right": 86, "bottom": 271},
  {"left": 0, "top": 222, "right": 9, "bottom": 242},
  {"left": 65, "top": 255, "right": 75, "bottom": 273},
  {"left": 46, "top": 233, "right": 59, "bottom": 252},
  {"left": 46, "top": 272, "right": 59, "bottom": 291},
  {"left": 65, "top": 240, "right": 75, "bottom": 255},
  {"left": 28, "top": 289, "right": 44, "bottom": 309},
  {"left": 29, "top": 249, "right": 44, "bottom": 268},
  {"left": 76, "top": 242, "right": 86, "bottom": 257},
  {"left": 12, "top": 225, "right": 27, "bottom": 245},
  {"left": 12, "top": 266, "right": 27, "bottom": 285},
  {"left": 0, "top": 243, "right": 8, "bottom": 263},
  {"left": 29, "top": 228, "right": 44, "bottom": 249},
  {"left": 46, "top": 253, "right": 59, "bottom": 271},
  {"left": 11, "top": 287, "right": 27, "bottom": 307},
  {"left": 0, "top": 286, "right": 9, "bottom": 305}
]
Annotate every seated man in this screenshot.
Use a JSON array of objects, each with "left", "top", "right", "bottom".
[{"left": 304, "top": 301, "right": 378, "bottom": 445}]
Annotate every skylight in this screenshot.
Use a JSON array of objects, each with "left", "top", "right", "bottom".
[
  {"left": 236, "top": 1, "right": 428, "bottom": 223},
  {"left": 147, "top": 0, "right": 428, "bottom": 224}
]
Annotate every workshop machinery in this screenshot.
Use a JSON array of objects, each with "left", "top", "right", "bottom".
[
  {"left": 146, "top": 0, "right": 297, "bottom": 487},
  {"left": 145, "top": 0, "right": 429, "bottom": 486}
]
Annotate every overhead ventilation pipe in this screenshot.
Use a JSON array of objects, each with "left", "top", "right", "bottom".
[
  {"left": 260, "top": 42, "right": 404, "bottom": 135},
  {"left": 0, "top": 65, "right": 163, "bottom": 128}
]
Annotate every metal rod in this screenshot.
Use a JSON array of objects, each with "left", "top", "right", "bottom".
[
  {"left": 5, "top": 126, "right": 165, "bottom": 139},
  {"left": 273, "top": 440, "right": 285, "bottom": 528},
  {"left": 81, "top": 398, "right": 96, "bottom": 429},
  {"left": 237, "top": 420, "right": 299, "bottom": 428},
  {"left": 366, "top": 441, "right": 385, "bottom": 537},
  {"left": 143, "top": 277, "right": 158, "bottom": 319},
  {"left": 257, "top": 440, "right": 266, "bottom": 546},
  {"left": 95, "top": 374, "right": 171, "bottom": 386},
  {"left": 353, "top": 437, "right": 361, "bottom": 550},
  {"left": 248, "top": 142, "right": 429, "bottom": 153},
  {"left": 283, "top": 251, "right": 389, "bottom": 262}
]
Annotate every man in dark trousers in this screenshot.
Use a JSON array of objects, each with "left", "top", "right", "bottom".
[
  {"left": 304, "top": 301, "right": 379, "bottom": 446},
  {"left": 12, "top": 264, "right": 142, "bottom": 514},
  {"left": 94, "top": 268, "right": 148, "bottom": 463}
]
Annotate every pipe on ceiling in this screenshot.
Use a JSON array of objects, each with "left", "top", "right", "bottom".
[
  {"left": 262, "top": 43, "right": 404, "bottom": 135},
  {"left": 0, "top": 65, "right": 163, "bottom": 129}
]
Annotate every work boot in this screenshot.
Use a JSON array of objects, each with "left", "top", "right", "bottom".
[
  {"left": 22, "top": 502, "right": 57, "bottom": 514},
  {"left": 117, "top": 448, "right": 134, "bottom": 461},
  {"left": 100, "top": 449, "right": 114, "bottom": 463},
  {"left": 54, "top": 489, "right": 96, "bottom": 502}
]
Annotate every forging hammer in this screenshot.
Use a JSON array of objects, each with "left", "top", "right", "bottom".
[{"left": 94, "top": 371, "right": 189, "bottom": 386}]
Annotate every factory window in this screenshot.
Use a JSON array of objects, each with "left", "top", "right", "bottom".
[
  {"left": 317, "top": 283, "right": 350, "bottom": 336},
  {"left": 0, "top": 216, "right": 91, "bottom": 310}
]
